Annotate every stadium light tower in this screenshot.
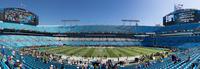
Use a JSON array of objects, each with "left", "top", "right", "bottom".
[
  {"left": 61, "top": 19, "right": 80, "bottom": 31},
  {"left": 173, "top": 0, "right": 184, "bottom": 11},
  {"left": 121, "top": 19, "right": 140, "bottom": 32},
  {"left": 121, "top": 19, "right": 140, "bottom": 26},
  {"left": 61, "top": 19, "right": 80, "bottom": 26},
  {"left": 20, "top": 0, "right": 26, "bottom": 9}
]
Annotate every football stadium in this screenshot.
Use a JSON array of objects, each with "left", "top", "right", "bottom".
[{"left": 1, "top": 2, "right": 200, "bottom": 69}]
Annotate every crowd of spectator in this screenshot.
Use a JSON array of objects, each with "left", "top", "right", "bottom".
[
  {"left": 135, "top": 48, "right": 200, "bottom": 69},
  {"left": 0, "top": 46, "right": 23, "bottom": 69},
  {"left": 20, "top": 47, "right": 127, "bottom": 69},
  {"left": 135, "top": 51, "right": 168, "bottom": 68},
  {"left": 18, "top": 46, "right": 171, "bottom": 69},
  {"left": 2, "top": 46, "right": 186, "bottom": 69}
]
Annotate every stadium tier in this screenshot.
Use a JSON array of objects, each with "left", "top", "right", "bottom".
[
  {"left": 2, "top": 22, "right": 200, "bottom": 48},
  {"left": 0, "top": 35, "right": 145, "bottom": 47},
  {"left": 0, "top": 22, "right": 159, "bottom": 33},
  {"left": 1, "top": 7, "right": 200, "bottom": 69}
]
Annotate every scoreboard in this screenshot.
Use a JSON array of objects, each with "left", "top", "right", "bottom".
[
  {"left": 176, "top": 9, "right": 195, "bottom": 23},
  {"left": 163, "top": 9, "right": 200, "bottom": 26},
  {"left": 0, "top": 8, "right": 39, "bottom": 26}
]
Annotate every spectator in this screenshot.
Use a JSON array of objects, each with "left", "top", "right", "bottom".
[
  {"left": 61, "top": 63, "right": 65, "bottom": 69},
  {"left": 49, "top": 65, "right": 53, "bottom": 69},
  {"left": 1, "top": 46, "right": 5, "bottom": 57},
  {"left": 171, "top": 54, "right": 177, "bottom": 62},
  {"left": 14, "top": 60, "right": 22, "bottom": 69},
  {"left": 185, "top": 56, "right": 191, "bottom": 62}
]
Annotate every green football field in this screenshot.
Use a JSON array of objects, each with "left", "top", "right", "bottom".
[{"left": 38, "top": 46, "right": 167, "bottom": 57}]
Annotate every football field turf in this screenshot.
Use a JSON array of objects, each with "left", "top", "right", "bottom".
[{"left": 39, "top": 46, "right": 167, "bottom": 57}]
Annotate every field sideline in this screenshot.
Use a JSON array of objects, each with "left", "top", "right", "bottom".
[{"left": 38, "top": 46, "right": 167, "bottom": 58}]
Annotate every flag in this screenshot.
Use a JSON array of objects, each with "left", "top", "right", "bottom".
[{"left": 174, "top": 4, "right": 183, "bottom": 11}]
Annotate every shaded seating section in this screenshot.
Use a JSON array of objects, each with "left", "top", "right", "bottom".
[
  {"left": 0, "top": 35, "right": 63, "bottom": 48},
  {"left": 0, "top": 22, "right": 159, "bottom": 33},
  {"left": 0, "top": 35, "right": 143, "bottom": 48},
  {"left": 0, "top": 22, "right": 70, "bottom": 33},
  {"left": 150, "top": 36, "right": 200, "bottom": 48},
  {"left": 3, "top": 34, "right": 200, "bottom": 48}
]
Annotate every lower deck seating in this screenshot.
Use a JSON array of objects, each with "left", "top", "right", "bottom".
[
  {"left": 131, "top": 47, "right": 200, "bottom": 69},
  {"left": 0, "top": 35, "right": 142, "bottom": 47}
]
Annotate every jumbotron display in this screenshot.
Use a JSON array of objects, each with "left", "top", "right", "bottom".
[
  {"left": 0, "top": 8, "right": 39, "bottom": 25},
  {"left": 163, "top": 9, "right": 200, "bottom": 26}
]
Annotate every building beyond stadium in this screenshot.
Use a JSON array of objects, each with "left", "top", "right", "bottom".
[{"left": 1, "top": 8, "right": 200, "bottom": 48}]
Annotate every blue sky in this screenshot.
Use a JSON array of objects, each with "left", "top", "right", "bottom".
[{"left": 0, "top": 0, "right": 200, "bottom": 26}]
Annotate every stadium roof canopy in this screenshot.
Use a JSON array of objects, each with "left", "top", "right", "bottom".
[{"left": 0, "top": 22, "right": 160, "bottom": 33}]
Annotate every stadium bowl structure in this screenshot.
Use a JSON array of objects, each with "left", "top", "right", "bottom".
[{"left": 1, "top": 8, "right": 200, "bottom": 69}]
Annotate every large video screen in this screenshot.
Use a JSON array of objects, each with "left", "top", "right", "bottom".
[
  {"left": 4, "top": 8, "right": 38, "bottom": 25},
  {"left": 163, "top": 9, "right": 200, "bottom": 26},
  {"left": 163, "top": 14, "right": 175, "bottom": 26},
  {"left": 165, "top": 14, "right": 174, "bottom": 22},
  {"left": 175, "top": 10, "right": 196, "bottom": 23}
]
